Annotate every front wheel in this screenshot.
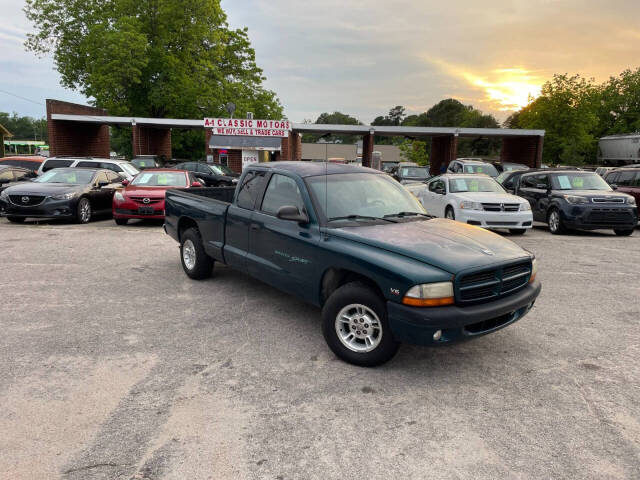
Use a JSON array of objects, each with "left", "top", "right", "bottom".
[
  {"left": 509, "top": 229, "right": 527, "bottom": 235},
  {"left": 180, "top": 227, "right": 214, "bottom": 280},
  {"left": 547, "top": 208, "right": 565, "bottom": 234},
  {"left": 322, "top": 282, "right": 400, "bottom": 367},
  {"left": 614, "top": 229, "right": 634, "bottom": 236},
  {"left": 75, "top": 197, "right": 92, "bottom": 224},
  {"left": 445, "top": 207, "right": 455, "bottom": 220}
]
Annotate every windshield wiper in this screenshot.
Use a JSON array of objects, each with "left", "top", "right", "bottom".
[
  {"left": 384, "top": 211, "right": 434, "bottom": 219},
  {"left": 328, "top": 215, "right": 397, "bottom": 223}
]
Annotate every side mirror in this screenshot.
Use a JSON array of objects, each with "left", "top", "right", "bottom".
[
  {"left": 121, "top": 179, "right": 130, "bottom": 186},
  {"left": 276, "top": 205, "right": 309, "bottom": 224},
  {"left": 191, "top": 181, "right": 203, "bottom": 187},
  {"left": 610, "top": 184, "right": 618, "bottom": 190}
]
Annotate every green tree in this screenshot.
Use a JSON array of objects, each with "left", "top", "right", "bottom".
[
  {"left": 302, "top": 111, "right": 362, "bottom": 144},
  {"left": 24, "top": 0, "right": 282, "bottom": 158},
  {"left": 0, "top": 112, "right": 48, "bottom": 142},
  {"left": 515, "top": 74, "right": 599, "bottom": 165},
  {"left": 398, "top": 139, "right": 429, "bottom": 165},
  {"left": 596, "top": 67, "right": 640, "bottom": 137}
]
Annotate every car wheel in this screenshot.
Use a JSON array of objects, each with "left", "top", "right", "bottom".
[
  {"left": 445, "top": 206, "right": 455, "bottom": 220},
  {"left": 547, "top": 208, "right": 565, "bottom": 234},
  {"left": 76, "top": 197, "right": 92, "bottom": 224},
  {"left": 322, "top": 282, "right": 400, "bottom": 367},
  {"left": 180, "top": 227, "right": 214, "bottom": 280},
  {"left": 509, "top": 229, "right": 527, "bottom": 235},
  {"left": 614, "top": 229, "right": 634, "bottom": 236},
  {"left": 114, "top": 218, "right": 128, "bottom": 226},
  {"left": 7, "top": 216, "right": 25, "bottom": 223}
]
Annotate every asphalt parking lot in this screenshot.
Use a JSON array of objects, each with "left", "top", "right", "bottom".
[{"left": 1, "top": 218, "right": 639, "bottom": 480}]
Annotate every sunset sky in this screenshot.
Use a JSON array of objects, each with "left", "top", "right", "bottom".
[{"left": 1, "top": 0, "right": 639, "bottom": 122}]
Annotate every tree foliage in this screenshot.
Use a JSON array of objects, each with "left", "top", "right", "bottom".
[
  {"left": 24, "top": 0, "right": 282, "bottom": 158},
  {"left": 398, "top": 139, "right": 428, "bottom": 165},
  {"left": 0, "top": 112, "right": 48, "bottom": 142},
  {"left": 302, "top": 111, "right": 362, "bottom": 144}
]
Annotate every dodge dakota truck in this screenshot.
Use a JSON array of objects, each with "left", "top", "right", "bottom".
[{"left": 164, "top": 162, "right": 541, "bottom": 366}]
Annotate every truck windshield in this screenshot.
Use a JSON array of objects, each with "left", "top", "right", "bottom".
[{"left": 306, "top": 172, "right": 426, "bottom": 222}]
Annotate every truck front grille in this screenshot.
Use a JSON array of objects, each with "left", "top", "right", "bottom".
[{"left": 456, "top": 261, "right": 532, "bottom": 304}]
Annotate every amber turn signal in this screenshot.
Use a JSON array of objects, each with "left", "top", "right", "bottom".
[{"left": 402, "top": 296, "right": 455, "bottom": 307}]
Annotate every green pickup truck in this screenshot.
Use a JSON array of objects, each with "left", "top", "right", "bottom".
[{"left": 164, "top": 162, "right": 541, "bottom": 366}]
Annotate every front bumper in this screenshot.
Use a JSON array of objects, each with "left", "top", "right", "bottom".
[
  {"left": 113, "top": 199, "right": 165, "bottom": 219},
  {"left": 387, "top": 280, "right": 541, "bottom": 345},
  {"left": 560, "top": 204, "right": 638, "bottom": 230},
  {"left": 0, "top": 197, "right": 76, "bottom": 218},
  {"left": 456, "top": 209, "right": 533, "bottom": 229}
]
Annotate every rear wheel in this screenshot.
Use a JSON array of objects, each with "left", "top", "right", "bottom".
[
  {"left": 445, "top": 206, "right": 455, "bottom": 220},
  {"left": 75, "top": 197, "right": 92, "bottom": 224},
  {"left": 547, "top": 208, "right": 565, "bottom": 234},
  {"left": 7, "top": 216, "right": 25, "bottom": 223},
  {"left": 322, "top": 282, "right": 400, "bottom": 367},
  {"left": 180, "top": 227, "right": 214, "bottom": 279},
  {"left": 614, "top": 228, "right": 634, "bottom": 236},
  {"left": 114, "top": 218, "right": 128, "bottom": 226},
  {"left": 509, "top": 228, "right": 527, "bottom": 235}
]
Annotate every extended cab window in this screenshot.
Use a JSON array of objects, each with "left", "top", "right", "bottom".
[
  {"left": 261, "top": 174, "right": 305, "bottom": 215},
  {"left": 236, "top": 171, "right": 266, "bottom": 210}
]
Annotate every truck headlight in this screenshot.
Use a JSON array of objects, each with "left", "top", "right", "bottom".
[
  {"left": 51, "top": 192, "right": 77, "bottom": 200},
  {"left": 627, "top": 196, "right": 636, "bottom": 205},
  {"left": 114, "top": 191, "right": 125, "bottom": 202},
  {"left": 519, "top": 202, "right": 531, "bottom": 211},
  {"left": 563, "top": 195, "right": 587, "bottom": 204},
  {"left": 0, "top": 190, "right": 8, "bottom": 200},
  {"left": 402, "top": 282, "right": 454, "bottom": 307},
  {"left": 459, "top": 201, "right": 482, "bottom": 210},
  {"left": 529, "top": 258, "right": 538, "bottom": 283}
]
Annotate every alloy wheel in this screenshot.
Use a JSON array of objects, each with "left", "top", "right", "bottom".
[
  {"left": 335, "top": 304, "right": 383, "bottom": 353},
  {"left": 182, "top": 239, "right": 196, "bottom": 270}
]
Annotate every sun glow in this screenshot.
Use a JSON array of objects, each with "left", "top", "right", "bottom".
[{"left": 424, "top": 57, "right": 543, "bottom": 111}]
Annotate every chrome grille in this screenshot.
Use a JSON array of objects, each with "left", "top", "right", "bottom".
[
  {"left": 591, "top": 197, "right": 624, "bottom": 203},
  {"left": 482, "top": 203, "right": 521, "bottom": 212},
  {"left": 9, "top": 195, "right": 45, "bottom": 206},
  {"left": 457, "top": 261, "right": 532, "bottom": 304}
]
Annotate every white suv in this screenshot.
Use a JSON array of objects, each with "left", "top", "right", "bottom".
[{"left": 37, "top": 157, "right": 140, "bottom": 180}]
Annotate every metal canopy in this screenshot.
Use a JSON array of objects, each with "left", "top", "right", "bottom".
[{"left": 51, "top": 113, "right": 545, "bottom": 138}]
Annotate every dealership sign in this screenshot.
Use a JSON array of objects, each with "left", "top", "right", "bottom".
[{"left": 204, "top": 118, "right": 291, "bottom": 137}]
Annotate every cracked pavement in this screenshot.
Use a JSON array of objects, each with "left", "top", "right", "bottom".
[{"left": 1, "top": 218, "right": 639, "bottom": 479}]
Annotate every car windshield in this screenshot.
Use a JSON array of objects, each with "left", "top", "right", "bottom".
[
  {"left": 211, "top": 164, "right": 234, "bottom": 175},
  {"left": 463, "top": 163, "right": 499, "bottom": 176},
  {"left": 121, "top": 163, "right": 140, "bottom": 175},
  {"left": 35, "top": 169, "right": 94, "bottom": 184},
  {"left": 449, "top": 176, "right": 505, "bottom": 193},
  {"left": 551, "top": 172, "right": 612, "bottom": 191},
  {"left": 131, "top": 172, "right": 187, "bottom": 187},
  {"left": 306, "top": 172, "right": 426, "bottom": 222},
  {"left": 400, "top": 167, "right": 429, "bottom": 178},
  {"left": 134, "top": 159, "right": 156, "bottom": 168},
  {"left": 503, "top": 164, "right": 528, "bottom": 171}
]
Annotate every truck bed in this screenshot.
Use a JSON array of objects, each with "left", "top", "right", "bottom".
[{"left": 164, "top": 186, "right": 237, "bottom": 262}]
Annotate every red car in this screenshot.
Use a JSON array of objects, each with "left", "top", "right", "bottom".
[
  {"left": 0, "top": 156, "right": 45, "bottom": 173},
  {"left": 112, "top": 169, "right": 202, "bottom": 224},
  {"left": 604, "top": 168, "right": 640, "bottom": 208}
]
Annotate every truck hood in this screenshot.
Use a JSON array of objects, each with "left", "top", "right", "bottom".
[{"left": 329, "top": 218, "right": 531, "bottom": 273}]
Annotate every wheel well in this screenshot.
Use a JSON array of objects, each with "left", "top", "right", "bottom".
[
  {"left": 320, "top": 268, "right": 384, "bottom": 305},
  {"left": 177, "top": 217, "right": 199, "bottom": 241}
]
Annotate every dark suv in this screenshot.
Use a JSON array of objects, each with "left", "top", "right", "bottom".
[
  {"left": 516, "top": 169, "right": 638, "bottom": 235},
  {"left": 603, "top": 168, "right": 640, "bottom": 208},
  {"left": 174, "top": 161, "right": 239, "bottom": 187}
]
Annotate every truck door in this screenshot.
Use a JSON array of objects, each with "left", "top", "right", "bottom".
[
  {"left": 248, "top": 173, "right": 320, "bottom": 304},
  {"left": 224, "top": 170, "right": 267, "bottom": 272}
]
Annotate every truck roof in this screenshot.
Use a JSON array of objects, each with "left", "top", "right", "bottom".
[{"left": 252, "top": 161, "right": 380, "bottom": 177}]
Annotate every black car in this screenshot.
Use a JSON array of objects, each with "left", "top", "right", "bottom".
[
  {"left": 516, "top": 169, "right": 638, "bottom": 235},
  {"left": 174, "top": 161, "right": 239, "bottom": 187},
  {"left": 392, "top": 165, "right": 431, "bottom": 184},
  {"left": 0, "top": 166, "right": 38, "bottom": 193},
  {"left": 0, "top": 168, "right": 123, "bottom": 224},
  {"left": 495, "top": 169, "right": 533, "bottom": 194}
]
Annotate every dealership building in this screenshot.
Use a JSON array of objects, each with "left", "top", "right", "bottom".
[{"left": 45, "top": 99, "right": 545, "bottom": 174}]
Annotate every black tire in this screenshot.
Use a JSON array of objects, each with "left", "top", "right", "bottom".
[
  {"left": 509, "top": 229, "right": 527, "bottom": 235},
  {"left": 7, "top": 216, "right": 25, "bottom": 223},
  {"left": 614, "top": 229, "right": 634, "bottom": 236},
  {"left": 547, "top": 208, "right": 565, "bottom": 234},
  {"left": 445, "top": 206, "right": 455, "bottom": 220},
  {"left": 321, "top": 282, "right": 400, "bottom": 367},
  {"left": 180, "top": 227, "right": 214, "bottom": 280},
  {"left": 114, "top": 218, "right": 128, "bottom": 226},
  {"left": 75, "top": 197, "right": 92, "bottom": 224}
]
